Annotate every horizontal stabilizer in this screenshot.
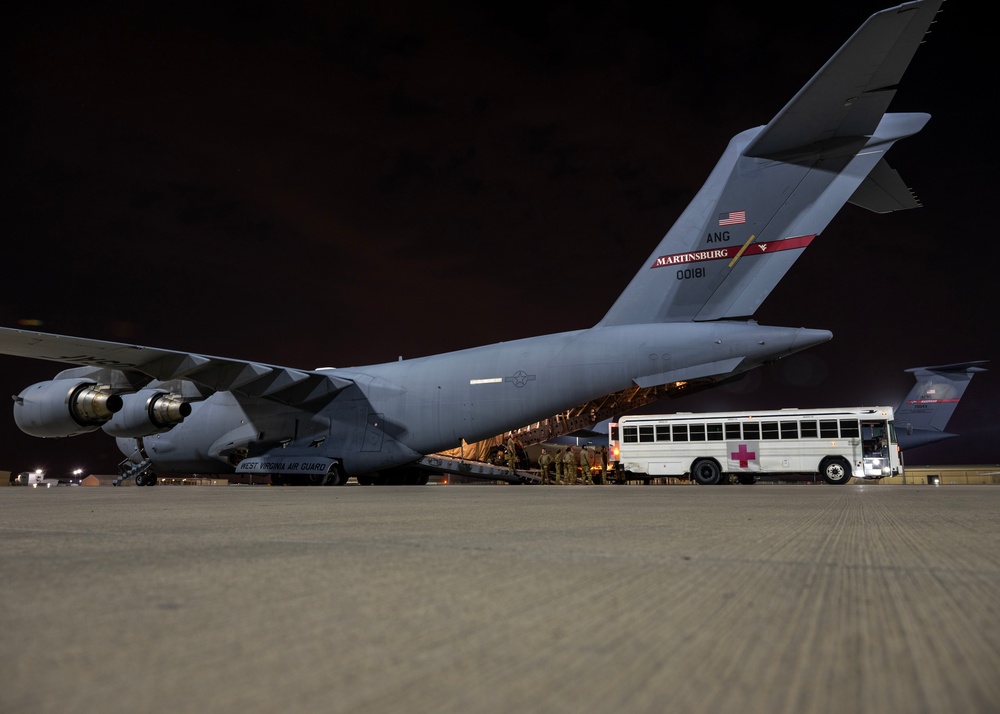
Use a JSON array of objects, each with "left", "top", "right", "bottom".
[
  {"left": 848, "top": 157, "right": 921, "bottom": 213},
  {"left": 904, "top": 360, "right": 990, "bottom": 375}
]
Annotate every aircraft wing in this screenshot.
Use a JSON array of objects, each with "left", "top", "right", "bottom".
[
  {"left": 0, "top": 327, "right": 355, "bottom": 405},
  {"left": 744, "top": 0, "right": 943, "bottom": 158}
]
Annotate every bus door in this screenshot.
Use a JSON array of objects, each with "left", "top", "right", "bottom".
[
  {"left": 608, "top": 422, "right": 622, "bottom": 480},
  {"left": 861, "top": 418, "right": 892, "bottom": 478}
]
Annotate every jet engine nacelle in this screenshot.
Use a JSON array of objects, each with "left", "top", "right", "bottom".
[
  {"left": 13, "top": 378, "right": 123, "bottom": 438},
  {"left": 102, "top": 389, "right": 192, "bottom": 438}
]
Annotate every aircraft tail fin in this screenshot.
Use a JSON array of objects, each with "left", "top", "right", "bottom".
[
  {"left": 894, "top": 360, "right": 988, "bottom": 450},
  {"left": 598, "top": 0, "right": 943, "bottom": 327}
]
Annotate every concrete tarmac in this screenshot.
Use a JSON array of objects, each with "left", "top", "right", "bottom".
[{"left": 2, "top": 483, "right": 999, "bottom": 714}]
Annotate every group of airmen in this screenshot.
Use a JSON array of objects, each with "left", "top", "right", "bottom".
[
  {"left": 501, "top": 435, "right": 611, "bottom": 485},
  {"left": 535, "top": 445, "right": 609, "bottom": 485}
]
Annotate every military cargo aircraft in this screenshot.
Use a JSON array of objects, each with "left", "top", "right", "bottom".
[
  {"left": 0, "top": 1, "right": 945, "bottom": 485},
  {"left": 894, "top": 361, "right": 988, "bottom": 451}
]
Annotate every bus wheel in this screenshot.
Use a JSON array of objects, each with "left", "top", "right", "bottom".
[
  {"left": 692, "top": 459, "right": 721, "bottom": 485},
  {"left": 821, "top": 458, "right": 852, "bottom": 485}
]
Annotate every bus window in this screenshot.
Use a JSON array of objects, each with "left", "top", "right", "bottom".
[
  {"left": 780, "top": 421, "right": 798, "bottom": 439},
  {"left": 743, "top": 422, "right": 760, "bottom": 440},
  {"left": 655, "top": 425, "right": 671, "bottom": 441},
  {"left": 623, "top": 426, "right": 638, "bottom": 443},
  {"left": 762, "top": 421, "right": 779, "bottom": 439},
  {"left": 800, "top": 420, "right": 818, "bottom": 438},
  {"left": 707, "top": 423, "right": 724, "bottom": 441},
  {"left": 819, "top": 420, "right": 838, "bottom": 438},
  {"left": 638, "top": 425, "right": 655, "bottom": 443},
  {"left": 839, "top": 419, "right": 860, "bottom": 438},
  {"left": 863, "top": 421, "right": 889, "bottom": 452},
  {"left": 690, "top": 424, "right": 706, "bottom": 441},
  {"left": 724, "top": 423, "right": 741, "bottom": 439},
  {"left": 672, "top": 424, "right": 689, "bottom": 442}
]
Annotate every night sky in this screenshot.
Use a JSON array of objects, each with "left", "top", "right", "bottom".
[{"left": 2, "top": 0, "right": 996, "bottom": 477}]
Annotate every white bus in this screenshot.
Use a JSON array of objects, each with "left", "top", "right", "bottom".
[{"left": 609, "top": 406, "right": 903, "bottom": 485}]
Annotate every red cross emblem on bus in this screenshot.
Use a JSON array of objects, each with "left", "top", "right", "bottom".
[{"left": 731, "top": 443, "right": 757, "bottom": 469}]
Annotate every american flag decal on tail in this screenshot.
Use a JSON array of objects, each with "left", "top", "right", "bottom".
[{"left": 718, "top": 210, "right": 746, "bottom": 226}]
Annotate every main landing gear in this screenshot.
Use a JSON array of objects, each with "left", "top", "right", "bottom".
[{"left": 270, "top": 463, "right": 348, "bottom": 486}]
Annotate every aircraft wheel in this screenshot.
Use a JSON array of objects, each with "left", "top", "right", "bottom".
[
  {"left": 135, "top": 473, "right": 148, "bottom": 487},
  {"left": 691, "top": 459, "right": 722, "bottom": 485},
  {"left": 356, "top": 475, "right": 374, "bottom": 486},
  {"left": 737, "top": 473, "right": 757, "bottom": 485},
  {"left": 821, "top": 457, "right": 852, "bottom": 485},
  {"left": 324, "top": 465, "right": 347, "bottom": 486}
]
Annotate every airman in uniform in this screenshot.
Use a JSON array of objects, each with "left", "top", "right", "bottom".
[
  {"left": 562, "top": 448, "right": 577, "bottom": 484},
  {"left": 599, "top": 445, "right": 608, "bottom": 484},
  {"left": 538, "top": 448, "right": 553, "bottom": 484},
  {"left": 506, "top": 435, "right": 518, "bottom": 474},
  {"left": 579, "top": 447, "right": 593, "bottom": 485}
]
